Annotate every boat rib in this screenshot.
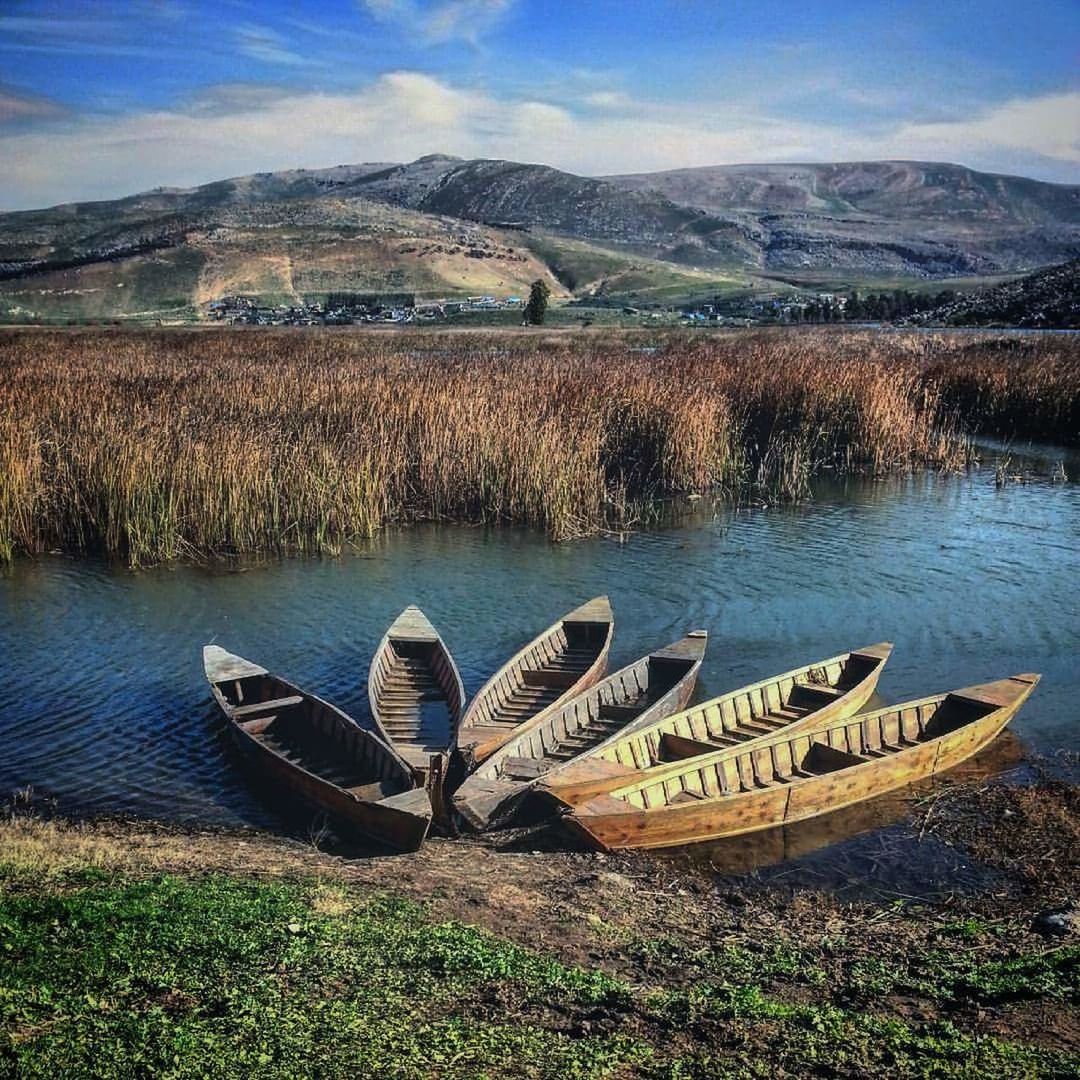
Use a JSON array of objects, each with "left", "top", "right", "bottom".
[
  {"left": 453, "top": 631, "right": 707, "bottom": 831},
  {"left": 204, "top": 645, "right": 432, "bottom": 852},
  {"left": 538, "top": 642, "right": 892, "bottom": 806},
  {"left": 454, "top": 596, "right": 615, "bottom": 769},
  {"left": 560, "top": 673, "right": 1040, "bottom": 851}
]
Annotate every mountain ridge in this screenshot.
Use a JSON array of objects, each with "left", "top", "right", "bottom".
[{"left": 1, "top": 154, "right": 1077, "bottom": 322}]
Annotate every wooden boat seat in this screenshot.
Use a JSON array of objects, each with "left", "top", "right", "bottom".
[
  {"left": 659, "top": 732, "right": 725, "bottom": 760},
  {"left": 346, "top": 779, "right": 401, "bottom": 802},
  {"left": 801, "top": 742, "right": 869, "bottom": 774},
  {"left": 792, "top": 683, "right": 843, "bottom": 704},
  {"left": 522, "top": 669, "right": 581, "bottom": 689},
  {"left": 232, "top": 695, "right": 303, "bottom": 718},
  {"left": 598, "top": 700, "right": 646, "bottom": 724},
  {"left": 239, "top": 716, "right": 276, "bottom": 735}
]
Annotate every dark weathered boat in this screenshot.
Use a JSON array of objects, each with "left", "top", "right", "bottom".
[
  {"left": 453, "top": 631, "right": 707, "bottom": 831},
  {"left": 559, "top": 674, "right": 1040, "bottom": 851},
  {"left": 204, "top": 645, "right": 432, "bottom": 852},
  {"left": 538, "top": 643, "right": 892, "bottom": 806},
  {"left": 454, "top": 596, "right": 615, "bottom": 769},
  {"left": 368, "top": 605, "right": 466, "bottom": 775}
]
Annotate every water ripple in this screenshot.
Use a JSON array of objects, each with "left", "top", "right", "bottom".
[{"left": 0, "top": 462, "right": 1077, "bottom": 828}]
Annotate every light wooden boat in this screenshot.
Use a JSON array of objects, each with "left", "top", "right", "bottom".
[
  {"left": 558, "top": 673, "right": 1040, "bottom": 851},
  {"left": 538, "top": 643, "right": 892, "bottom": 806},
  {"left": 204, "top": 645, "right": 432, "bottom": 852},
  {"left": 368, "top": 605, "right": 466, "bottom": 776},
  {"left": 453, "top": 631, "right": 707, "bottom": 831},
  {"left": 454, "top": 596, "right": 614, "bottom": 769}
]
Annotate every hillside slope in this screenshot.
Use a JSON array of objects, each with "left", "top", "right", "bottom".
[
  {"left": 911, "top": 257, "right": 1080, "bottom": 328},
  {"left": 0, "top": 195, "right": 565, "bottom": 323},
  {"left": 606, "top": 160, "right": 1080, "bottom": 276},
  {"left": 1, "top": 155, "right": 1077, "bottom": 322}
]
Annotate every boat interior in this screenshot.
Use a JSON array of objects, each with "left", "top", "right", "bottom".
[
  {"left": 472, "top": 618, "right": 610, "bottom": 736},
  {"left": 497, "top": 649, "right": 699, "bottom": 781},
  {"left": 218, "top": 671, "right": 407, "bottom": 801},
  {"left": 611, "top": 648, "right": 884, "bottom": 770},
  {"left": 614, "top": 690, "right": 1000, "bottom": 811},
  {"left": 373, "top": 637, "right": 463, "bottom": 760}
]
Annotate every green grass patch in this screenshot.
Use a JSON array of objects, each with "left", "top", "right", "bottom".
[
  {"left": 0, "top": 875, "right": 641, "bottom": 1079},
  {"left": 0, "top": 865, "right": 1077, "bottom": 1078}
]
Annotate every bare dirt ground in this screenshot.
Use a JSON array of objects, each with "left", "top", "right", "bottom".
[{"left": 4, "top": 766, "right": 1077, "bottom": 1060}]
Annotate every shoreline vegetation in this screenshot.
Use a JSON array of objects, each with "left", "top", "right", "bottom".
[
  {"left": 1, "top": 774, "right": 1077, "bottom": 1077},
  {"left": 0, "top": 328, "right": 1077, "bottom": 566}
]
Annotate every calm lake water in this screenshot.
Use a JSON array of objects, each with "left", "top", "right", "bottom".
[{"left": 1, "top": 440, "right": 1077, "bottom": 853}]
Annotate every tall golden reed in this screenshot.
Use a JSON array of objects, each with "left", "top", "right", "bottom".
[{"left": 3, "top": 327, "right": 1066, "bottom": 565}]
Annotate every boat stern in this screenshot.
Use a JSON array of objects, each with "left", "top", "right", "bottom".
[{"left": 452, "top": 776, "right": 531, "bottom": 832}]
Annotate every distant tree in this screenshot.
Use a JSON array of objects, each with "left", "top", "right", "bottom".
[{"left": 523, "top": 279, "right": 551, "bottom": 325}]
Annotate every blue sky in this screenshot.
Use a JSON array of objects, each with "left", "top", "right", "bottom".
[{"left": 0, "top": 0, "right": 1077, "bottom": 209}]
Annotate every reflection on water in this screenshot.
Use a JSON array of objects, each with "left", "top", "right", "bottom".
[
  {"left": 656, "top": 732, "right": 1028, "bottom": 898},
  {"left": 1, "top": 443, "right": 1077, "bottom": 872}
]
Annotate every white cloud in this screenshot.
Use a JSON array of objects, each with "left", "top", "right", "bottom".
[
  {"left": 360, "top": 0, "right": 514, "bottom": 44},
  {"left": 0, "top": 89, "right": 64, "bottom": 124},
  {"left": 583, "top": 91, "right": 632, "bottom": 110},
  {"left": 0, "top": 76, "right": 1076, "bottom": 211},
  {"left": 888, "top": 92, "right": 1080, "bottom": 167},
  {"left": 236, "top": 25, "right": 314, "bottom": 67}
]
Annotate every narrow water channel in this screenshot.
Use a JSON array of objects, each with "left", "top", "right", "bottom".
[{"left": 2, "top": 442, "right": 1076, "bottom": 858}]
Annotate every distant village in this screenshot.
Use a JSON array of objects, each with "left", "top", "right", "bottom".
[
  {"left": 207, "top": 292, "right": 524, "bottom": 326},
  {"left": 205, "top": 286, "right": 958, "bottom": 328}
]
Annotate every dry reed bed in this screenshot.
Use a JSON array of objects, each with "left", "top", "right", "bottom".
[
  {"left": 924, "top": 337, "right": 1080, "bottom": 445},
  {"left": 2, "top": 327, "right": 1063, "bottom": 565}
]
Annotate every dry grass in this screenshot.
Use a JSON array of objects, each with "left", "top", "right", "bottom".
[
  {"left": 0, "top": 812, "right": 331, "bottom": 883},
  {"left": 925, "top": 336, "right": 1080, "bottom": 446},
  {"left": 1, "top": 326, "right": 1047, "bottom": 565}
]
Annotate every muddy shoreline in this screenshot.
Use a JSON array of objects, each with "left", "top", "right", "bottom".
[{"left": 4, "top": 767, "right": 1077, "bottom": 1068}]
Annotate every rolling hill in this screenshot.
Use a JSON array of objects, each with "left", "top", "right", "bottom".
[
  {"left": 1, "top": 155, "right": 1077, "bottom": 322},
  {"left": 909, "top": 257, "right": 1080, "bottom": 328}
]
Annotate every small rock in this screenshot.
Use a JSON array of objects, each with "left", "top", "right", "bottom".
[{"left": 1033, "top": 904, "right": 1078, "bottom": 938}]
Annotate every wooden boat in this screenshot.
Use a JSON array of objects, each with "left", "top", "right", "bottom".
[
  {"left": 453, "top": 630, "right": 707, "bottom": 831},
  {"left": 558, "top": 673, "right": 1040, "bottom": 851},
  {"left": 538, "top": 643, "right": 892, "bottom": 806},
  {"left": 454, "top": 596, "right": 615, "bottom": 769},
  {"left": 368, "top": 605, "right": 466, "bottom": 775},
  {"left": 204, "top": 645, "right": 432, "bottom": 852}
]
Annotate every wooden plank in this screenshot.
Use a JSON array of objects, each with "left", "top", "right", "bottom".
[{"left": 231, "top": 695, "right": 303, "bottom": 718}]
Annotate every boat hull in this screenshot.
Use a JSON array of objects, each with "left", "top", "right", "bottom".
[
  {"left": 454, "top": 596, "right": 614, "bottom": 769},
  {"left": 541, "top": 643, "right": 892, "bottom": 807},
  {"left": 227, "top": 721, "right": 432, "bottom": 852},
  {"left": 454, "top": 632, "right": 706, "bottom": 831},
  {"left": 205, "top": 646, "right": 431, "bottom": 853},
  {"left": 564, "top": 676, "right": 1037, "bottom": 851}
]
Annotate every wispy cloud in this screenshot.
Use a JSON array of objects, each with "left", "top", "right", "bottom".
[
  {"left": 1, "top": 74, "right": 1077, "bottom": 211},
  {"left": 0, "top": 9, "right": 174, "bottom": 58},
  {"left": 0, "top": 88, "right": 65, "bottom": 124},
  {"left": 360, "top": 0, "right": 514, "bottom": 45},
  {"left": 583, "top": 91, "right": 632, "bottom": 110},
  {"left": 236, "top": 25, "right": 314, "bottom": 67}
]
